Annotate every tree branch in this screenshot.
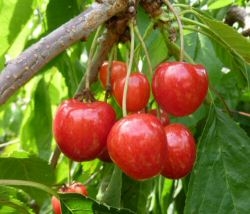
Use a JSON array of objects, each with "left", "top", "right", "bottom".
[{"left": 0, "top": 0, "right": 128, "bottom": 105}]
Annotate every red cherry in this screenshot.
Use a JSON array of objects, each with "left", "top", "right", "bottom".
[
  {"left": 51, "top": 182, "right": 88, "bottom": 214},
  {"left": 51, "top": 196, "right": 61, "bottom": 214},
  {"left": 53, "top": 99, "right": 116, "bottom": 161},
  {"left": 107, "top": 113, "right": 166, "bottom": 180},
  {"left": 148, "top": 109, "right": 170, "bottom": 126},
  {"left": 99, "top": 61, "right": 127, "bottom": 88},
  {"left": 161, "top": 123, "right": 196, "bottom": 179},
  {"left": 66, "top": 182, "right": 88, "bottom": 195},
  {"left": 112, "top": 72, "right": 150, "bottom": 112},
  {"left": 152, "top": 62, "right": 208, "bottom": 116}
]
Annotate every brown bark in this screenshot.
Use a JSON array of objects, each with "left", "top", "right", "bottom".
[{"left": 0, "top": 0, "right": 128, "bottom": 105}]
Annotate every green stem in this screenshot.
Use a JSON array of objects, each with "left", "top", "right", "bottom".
[
  {"left": 75, "top": 26, "right": 103, "bottom": 94},
  {"left": 0, "top": 179, "right": 56, "bottom": 196},
  {"left": 134, "top": 26, "right": 153, "bottom": 77},
  {"left": 163, "top": 0, "right": 184, "bottom": 61},
  {"left": 104, "top": 46, "right": 116, "bottom": 101},
  {"left": 122, "top": 21, "right": 135, "bottom": 117}
]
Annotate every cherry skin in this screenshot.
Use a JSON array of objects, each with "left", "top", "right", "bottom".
[
  {"left": 152, "top": 62, "right": 208, "bottom": 116},
  {"left": 112, "top": 72, "right": 150, "bottom": 112},
  {"left": 148, "top": 109, "right": 170, "bottom": 126},
  {"left": 53, "top": 99, "right": 116, "bottom": 162},
  {"left": 107, "top": 113, "right": 166, "bottom": 180},
  {"left": 51, "top": 182, "right": 88, "bottom": 214},
  {"left": 99, "top": 60, "right": 127, "bottom": 88},
  {"left": 161, "top": 123, "right": 196, "bottom": 179}
]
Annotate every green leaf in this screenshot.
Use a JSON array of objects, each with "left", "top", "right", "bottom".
[
  {"left": 0, "top": 185, "right": 34, "bottom": 214},
  {"left": 185, "top": 107, "right": 250, "bottom": 213},
  {"left": 153, "top": 176, "right": 173, "bottom": 214},
  {"left": 46, "top": 0, "right": 79, "bottom": 32},
  {"left": 208, "top": 0, "right": 233, "bottom": 10},
  {"left": 0, "top": 0, "right": 39, "bottom": 68},
  {"left": 121, "top": 175, "right": 155, "bottom": 214},
  {"left": 0, "top": 157, "right": 55, "bottom": 205},
  {"left": 60, "top": 193, "right": 136, "bottom": 214},
  {"left": 97, "top": 164, "right": 122, "bottom": 207},
  {"left": 195, "top": 10, "right": 250, "bottom": 64},
  {"left": 21, "top": 78, "right": 52, "bottom": 160}
]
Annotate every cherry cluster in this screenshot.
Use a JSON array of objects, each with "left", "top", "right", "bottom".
[{"left": 53, "top": 60, "right": 208, "bottom": 181}]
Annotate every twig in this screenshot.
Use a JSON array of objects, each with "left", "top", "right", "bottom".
[{"left": 0, "top": 0, "right": 128, "bottom": 105}]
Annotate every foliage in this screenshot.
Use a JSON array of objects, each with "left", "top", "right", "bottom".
[{"left": 0, "top": 0, "right": 250, "bottom": 213}]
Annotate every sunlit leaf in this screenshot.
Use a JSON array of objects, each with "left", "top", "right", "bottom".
[{"left": 208, "top": 0, "right": 233, "bottom": 10}]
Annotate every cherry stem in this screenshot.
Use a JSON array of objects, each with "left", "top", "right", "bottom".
[
  {"left": 163, "top": 0, "right": 184, "bottom": 62},
  {"left": 85, "top": 26, "right": 103, "bottom": 90},
  {"left": 122, "top": 20, "right": 135, "bottom": 117},
  {"left": 134, "top": 25, "right": 153, "bottom": 77},
  {"left": 0, "top": 179, "right": 56, "bottom": 196},
  {"left": 105, "top": 46, "right": 116, "bottom": 101}
]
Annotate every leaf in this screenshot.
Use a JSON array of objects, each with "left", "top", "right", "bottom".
[
  {"left": 185, "top": 107, "right": 250, "bottom": 213},
  {"left": 0, "top": 0, "right": 37, "bottom": 68},
  {"left": 0, "top": 185, "right": 34, "bottom": 214},
  {"left": 60, "top": 193, "right": 136, "bottom": 214},
  {"left": 153, "top": 176, "right": 173, "bottom": 214},
  {"left": 121, "top": 174, "right": 155, "bottom": 214},
  {"left": 21, "top": 78, "right": 52, "bottom": 160},
  {"left": 195, "top": 10, "right": 250, "bottom": 64},
  {"left": 208, "top": 0, "right": 233, "bottom": 10},
  {"left": 46, "top": 0, "right": 79, "bottom": 32},
  {"left": 0, "top": 157, "right": 55, "bottom": 205},
  {"left": 96, "top": 164, "right": 122, "bottom": 207}
]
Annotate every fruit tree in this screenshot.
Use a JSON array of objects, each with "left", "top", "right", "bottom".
[{"left": 0, "top": 0, "right": 250, "bottom": 213}]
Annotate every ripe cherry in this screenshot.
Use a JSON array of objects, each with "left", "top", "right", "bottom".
[
  {"left": 152, "top": 62, "right": 208, "bottom": 116},
  {"left": 99, "top": 60, "right": 127, "bottom": 88},
  {"left": 112, "top": 72, "right": 150, "bottom": 112},
  {"left": 161, "top": 123, "right": 196, "bottom": 179},
  {"left": 53, "top": 99, "right": 116, "bottom": 162},
  {"left": 107, "top": 113, "right": 166, "bottom": 180},
  {"left": 51, "top": 182, "right": 88, "bottom": 214}
]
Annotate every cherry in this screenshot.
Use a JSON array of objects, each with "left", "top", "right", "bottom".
[
  {"left": 51, "top": 182, "right": 88, "bottom": 214},
  {"left": 161, "top": 123, "right": 196, "bottom": 179},
  {"left": 152, "top": 62, "right": 208, "bottom": 116},
  {"left": 99, "top": 60, "right": 127, "bottom": 88},
  {"left": 112, "top": 72, "right": 150, "bottom": 112},
  {"left": 53, "top": 99, "right": 116, "bottom": 162},
  {"left": 107, "top": 113, "right": 166, "bottom": 180}
]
